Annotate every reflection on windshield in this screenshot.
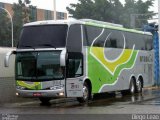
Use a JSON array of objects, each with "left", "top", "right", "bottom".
[
  {"left": 37, "top": 52, "right": 63, "bottom": 80},
  {"left": 16, "top": 52, "right": 36, "bottom": 80},
  {"left": 16, "top": 51, "right": 64, "bottom": 81}
]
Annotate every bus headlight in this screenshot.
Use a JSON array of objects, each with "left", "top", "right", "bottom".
[
  {"left": 16, "top": 93, "right": 19, "bottom": 96},
  {"left": 59, "top": 92, "right": 64, "bottom": 96}
]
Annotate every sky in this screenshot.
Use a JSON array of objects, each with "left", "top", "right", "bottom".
[{"left": 0, "top": 0, "right": 157, "bottom": 13}]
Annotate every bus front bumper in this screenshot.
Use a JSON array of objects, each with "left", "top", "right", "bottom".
[{"left": 16, "top": 88, "right": 65, "bottom": 98}]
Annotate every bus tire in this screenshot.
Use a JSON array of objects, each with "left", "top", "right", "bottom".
[
  {"left": 129, "top": 78, "right": 136, "bottom": 94},
  {"left": 77, "top": 82, "right": 90, "bottom": 103},
  {"left": 39, "top": 97, "right": 51, "bottom": 104},
  {"left": 136, "top": 78, "right": 143, "bottom": 93}
]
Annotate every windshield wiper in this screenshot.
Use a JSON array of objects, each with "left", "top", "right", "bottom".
[
  {"left": 21, "top": 45, "right": 35, "bottom": 49},
  {"left": 38, "top": 44, "right": 56, "bottom": 49}
]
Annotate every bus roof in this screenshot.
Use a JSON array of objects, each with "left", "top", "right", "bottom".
[
  {"left": 24, "top": 19, "right": 152, "bottom": 36},
  {"left": 23, "top": 19, "right": 84, "bottom": 26}
]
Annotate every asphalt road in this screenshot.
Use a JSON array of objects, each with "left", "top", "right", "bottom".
[{"left": 0, "top": 88, "right": 160, "bottom": 120}]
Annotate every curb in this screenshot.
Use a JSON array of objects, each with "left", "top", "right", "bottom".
[{"left": 143, "top": 86, "right": 160, "bottom": 90}]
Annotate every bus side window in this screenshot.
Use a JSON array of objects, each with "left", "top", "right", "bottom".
[
  {"left": 105, "top": 39, "right": 111, "bottom": 47},
  {"left": 145, "top": 36, "right": 153, "bottom": 51},
  {"left": 110, "top": 39, "right": 117, "bottom": 48},
  {"left": 67, "top": 24, "right": 82, "bottom": 52},
  {"left": 67, "top": 53, "right": 83, "bottom": 78}
]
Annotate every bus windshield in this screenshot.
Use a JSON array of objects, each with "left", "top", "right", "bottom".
[
  {"left": 18, "top": 25, "right": 68, "bottom": 49},
  {"left": 16, "top": 51, "right": 64, "bottom": 81}
]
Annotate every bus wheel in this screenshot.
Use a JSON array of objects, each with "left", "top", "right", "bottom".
[
  {"left": 129, "top": 78, "right": 136, "bottom": 94},
  {"left": 136, "top": 78, "right": 143, "bottom": 93},
  {"left": 39, "top": 97, "right": 51, "bottom": 104},
  {"left": 77, "top": 82, "right": 90, "bottom": 103}
]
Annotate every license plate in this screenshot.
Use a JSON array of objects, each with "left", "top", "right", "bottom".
[{"left": 33, "top": 93, "right": 42, "bottom": 97}]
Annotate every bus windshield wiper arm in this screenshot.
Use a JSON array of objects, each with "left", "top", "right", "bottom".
[
  {"left": 39, "top": 44, "right": 56, "bottom": 49},
  {"left": 21, "top": 45, "right": 35, "bottom": 49}
]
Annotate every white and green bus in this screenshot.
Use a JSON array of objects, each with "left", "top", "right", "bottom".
[{"left": 5, "top": 19, "right": 154, "bottom": 103}]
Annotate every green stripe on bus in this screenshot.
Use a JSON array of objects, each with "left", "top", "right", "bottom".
[
  {"left": 16, "top": 81, "right": 42, "bottom": 90},
  {"left": 88, "top": 48, "right": 138, "bottom": 93}
]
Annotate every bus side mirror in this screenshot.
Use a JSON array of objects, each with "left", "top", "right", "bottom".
[
  {"left": 4, "top": 51, "right": 16, "bottom": 67},
  {"left": 60, "top": 49, "right": 66, "bottom": 67}
]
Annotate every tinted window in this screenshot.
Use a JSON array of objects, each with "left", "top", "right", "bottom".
[
  {"left": 67, "top": 53, "right": 83, "bottom": 78},
  {"left": 144, "top": 35, "right": 153, "bottom": 50},
  {"left": 84, "top": 25, "right": 153, "bottom": 51},
  {"left": 16, "top": 51, "right": 64, "bottom": 81},
  {"left": 105, "top": 30, "right": 125, "bottom": 48},
  {"left": 85, "top": 25, "right": 104, "bottom": 46},
  {"left": 67, "top": 24, "right": 82, "bottom": 52},
  {"left": 84, "top": 25, "right": 124, "bottom": 48},
  {"left": 16, "top": 52, "right": 37, "bottom": 80},
  {"left": 18, "top": 25, "right": 68, "bottom": 48},
  {"left": 125, "top": 32, "right": 153, "bottom": 50}
]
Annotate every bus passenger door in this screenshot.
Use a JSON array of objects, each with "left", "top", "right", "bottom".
[{"left": 65, "top": 53, "right": 83, "bottom": 97}]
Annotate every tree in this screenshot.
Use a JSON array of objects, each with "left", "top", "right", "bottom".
[
  {"left": 92, "top": 0, "right": 114, "bottom": 22},
  {"left": 135, "top": 0, "right": 154, "bottom": 28},
  {"left": 67, "top": 0, "right": 154, "bottom": 28},
  {"left": 67, "top": 0, "right": 117, "bottom": 22},
  {"left": 67, "top": 0, "right": 95, "bottom": 19},
  {"left": 108, "top": 0, "right": 124, "bottom": 23},
  {"left": 121, "top": 0, "right": 137, "bottom": 28},
  {"left": 123, "top": 0, "right": 154, "bottom": 28},
  {"left": 12, "top": 1, "right": 23, "bottom": 47},
  {"left": 12, "top": 0, "right": 36, "bottom": 46},
  {"left": 0, "top": 10, "right": 11, "bottom": 47}
]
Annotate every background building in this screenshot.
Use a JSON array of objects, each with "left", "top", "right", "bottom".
[{"left": 0, "top": 2, "right": 67, "bottom": 21}]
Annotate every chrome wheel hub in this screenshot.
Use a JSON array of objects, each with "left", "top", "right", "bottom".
[
  {"left": 83, "top": 86, "right": 88, "bottom": 100},
  {"left": 131, "top": 82, "right": 135, "bottom": 93},
  {"left": 137, "top": 80, "right": 141, "bottom": 92}
]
